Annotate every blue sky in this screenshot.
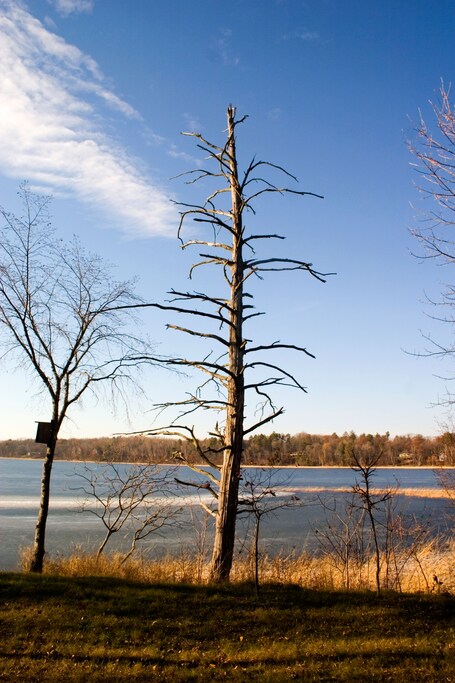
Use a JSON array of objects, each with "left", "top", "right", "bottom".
[{"left": 0, "top": 0, "right": 454, "bottom": 439}]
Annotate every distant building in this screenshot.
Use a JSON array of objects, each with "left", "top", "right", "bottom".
[{"left": 398, "top": 452, "right": 414, "bottom": 464}]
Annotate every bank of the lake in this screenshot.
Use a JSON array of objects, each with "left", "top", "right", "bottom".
[{"left": 1, "top": 459, "right": 452, "bottom": 572}]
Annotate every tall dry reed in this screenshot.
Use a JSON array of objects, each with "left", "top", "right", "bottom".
[{"left": 24, "top": 539, "right": 454, "bottom": 594}]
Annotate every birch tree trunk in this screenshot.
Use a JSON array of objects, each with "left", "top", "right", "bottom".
[{"left": 29, "top": 414, "right": 58, "bottom": 573}]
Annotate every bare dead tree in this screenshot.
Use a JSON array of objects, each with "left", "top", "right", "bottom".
[
  {"left": 137, "top": 106, "right": 330, "bottom": 582},
  {"left": 409, "top": 82, "right": 455, "bottom": 398},
  {"left": 237, "top": 469, "right": 300, "bottom": 595},
  {"left": 315, "top": 490, "right": 438, "bottom": 593},
  {"left": 0, "top": 184, "right": 154, "bottom": 573},
  {"left": 435, "top": 468, "right": 455, "bottom": 509},
  {"left": 351, "top": 450, "right": 394, "bottom": 595},
  {"left": 410, "top": 83, "right": 455, "bottom": 256},
  {"left": 74, "top": 463, "right": 180, "bottom": 563},
  {"left": 314, "top": 494, "right": 367, "bottom": 591},
  {"left": 433, "top": 431, "right": 455, "bottom": 515}
]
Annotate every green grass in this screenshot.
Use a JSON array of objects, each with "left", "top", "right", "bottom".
[{"left": 0, "top": 573, "right": 454, "bottom": 681}]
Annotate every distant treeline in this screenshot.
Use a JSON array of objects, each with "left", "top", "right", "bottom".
[{"left": 1, "top": 431, "right": 454, "bottom": 466}]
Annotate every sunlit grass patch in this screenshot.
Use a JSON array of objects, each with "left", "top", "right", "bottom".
[{"left": 0, "top": 573, "right": 454, "bottom": 681}]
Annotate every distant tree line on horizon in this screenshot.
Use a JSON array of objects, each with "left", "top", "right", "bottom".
[{"left": 1, "top": 430, "right": 454, "bottom": 467}]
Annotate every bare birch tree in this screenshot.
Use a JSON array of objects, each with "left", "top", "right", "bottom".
[
  {"left": 0, "top": 184, "right": 152, "bottom": 572},
  {"left": 141, "top": 107, "right": 329, "bottom": 581}
]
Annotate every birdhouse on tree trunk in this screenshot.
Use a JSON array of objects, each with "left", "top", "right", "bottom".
[{"left": 35, "top": 421, "right": 55, "bottom": 446}]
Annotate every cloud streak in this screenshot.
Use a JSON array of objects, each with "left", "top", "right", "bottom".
[
  {"left": 210, "top": 28, "right": 240, "bottom": 66},
  {"left": 0, "top": 1, "right": 176, "bottom": 237},
  {"left": 48, "top": 0, "right": 94, "bottom": 16},
  {"left": 281, "top": 28, "right": 322, "bottom": 43}
]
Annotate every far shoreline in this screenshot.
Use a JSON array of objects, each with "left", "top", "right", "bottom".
[{"left": 0, "top": 456, "right": 453, "bottom": 470}]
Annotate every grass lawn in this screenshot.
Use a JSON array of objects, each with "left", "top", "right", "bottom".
[{"left": 0, "top": 573, "right": 454, "bottom": 681}]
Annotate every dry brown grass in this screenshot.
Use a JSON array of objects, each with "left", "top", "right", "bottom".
[
  {"left": 289, "top": 485, "right": 453, "bottom": 499},
  {"left": 32, "top": 538, "right": 455, "bottom": 595}
]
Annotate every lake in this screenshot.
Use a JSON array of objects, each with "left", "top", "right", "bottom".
[{"left": 0, "top": 458, "right": 452, "bottom": 571}]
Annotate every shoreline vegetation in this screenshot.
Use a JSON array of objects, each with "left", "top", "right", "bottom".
[
  {"left": 1, "top": 431, "right": 455, "bottom": 467},
  {"left": 288, "top": 486, "right": 454, "bottom": 499},
  {"left": 27, "top": 539, "right": 455, "bottom": 596}
]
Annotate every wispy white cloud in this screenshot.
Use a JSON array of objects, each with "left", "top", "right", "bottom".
[
  {"left": 167, "top": 144, "right": 198, "bottom": 164},
  {"left": 281, "top": 28, "right": 321, "bottom": 43},
  {"left": 296, "top": 29, "right": 320, "bottom": 42},
  {"left": 182, "top": 112, "right": 203, "bottom": 134},
  {"left": 267, "top": 107, "right": 282, "bottom": 121},
  {"left": 142, "top": 126, "right": 200, "bottom": 168},
  {"left": 210, "top": 28, "right": 240, "bottom": 66},
  {"left": 0, "top": 1, "right": 176, "bottom": 237},
  {"left": 47, "top": 0, "right": 94, "bottom": 17}
]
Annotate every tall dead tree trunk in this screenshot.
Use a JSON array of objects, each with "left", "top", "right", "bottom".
[
  {"left": 139, "top": 106, "right": 329, "bottom": 582},
  {"left": 210, "top": 107, "right": 245, "bottom": 580}
]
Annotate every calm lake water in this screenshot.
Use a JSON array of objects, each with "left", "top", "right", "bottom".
[{"left": 0, "top": 458, "right": 452, "bottom": 571}]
